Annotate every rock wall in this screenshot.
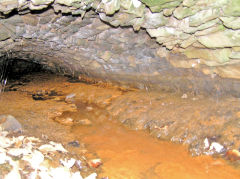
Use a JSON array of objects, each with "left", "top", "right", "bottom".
[{"left": 1, "top": 0, "right": 240, "bottom": 96}]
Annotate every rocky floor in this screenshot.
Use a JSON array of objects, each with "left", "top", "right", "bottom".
[
  {"left": 1, "top": 72, "right": 240, "bottom": 178},
  {"left": 10, "top": 72, "right": 240, "bottom": 158},
  {"left": 0, "top": 128, "right": 99, "bottom": 179}
]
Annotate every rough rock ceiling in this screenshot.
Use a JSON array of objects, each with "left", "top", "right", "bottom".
[{"left": 0, "top": 0, "right": 240, "bottom": 96}]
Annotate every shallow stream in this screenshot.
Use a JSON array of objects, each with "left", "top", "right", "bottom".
[{"left": 1, "top": 73, "right": 240, "bottom": 178}]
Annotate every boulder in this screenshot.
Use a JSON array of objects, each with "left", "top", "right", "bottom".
[{"left": 0, "top": 115, "right": 22, "bottom": 133}]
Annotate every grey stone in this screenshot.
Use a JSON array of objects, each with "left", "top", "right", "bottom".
[
  {"left": 189, "top": 8, "right": 220, "bottom": 27},
  {"left": 0, "top": 115, "right": 22, "bottom": 133},
  {"left": 3, "top": 15, "right": 23, "bottom": 25},
  {"left": 0, "top": 0, "right": 18, "bottom": 14},
  {"left": 223, "top": 0, "right": 240, "bottom": 16},
  {"left": 173, "top": 6, "right": 195, "bottom": 20},
  {"left": 31, "top": 0, "right": 54, "bottom": 6},
  {"left": 220, "top": 17, "right": 240, "bottom": 30},
  {"left": 197, "top": 29, "right": 240, "bottom": 48},
  {"left": 142, "top": 10, "right": 167, "bottom": 28},
  {"left": 0, "top": 30, "right": 10, "bottom": 41}
]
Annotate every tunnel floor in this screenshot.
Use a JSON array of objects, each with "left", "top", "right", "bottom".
[{"left": 1, "top": 72, "right": 240, "bottom": 178}]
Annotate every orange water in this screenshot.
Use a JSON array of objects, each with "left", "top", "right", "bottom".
[{"left": 0, "top": 74, "right": 240, "bottom": 179}]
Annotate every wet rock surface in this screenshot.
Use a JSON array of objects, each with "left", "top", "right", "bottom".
[{"left": 108, "top": 91, "right": 240, "bottom": 157}]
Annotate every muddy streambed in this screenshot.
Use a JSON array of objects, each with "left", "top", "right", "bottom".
[{"left": 1, "top": 73, "right": 240, "bottom": 178}]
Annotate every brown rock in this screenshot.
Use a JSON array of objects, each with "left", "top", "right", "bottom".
[
  {"left": 75, "top": 118, "right": 92, "bottom": 126},
  {"left": 226, "top": 149, "right": 240, "bottom": 161},
  {"left": 88, "top": 159, "right": 102, "bottom": 168},
  {"left": 54, "top": 117, "right": 74, "bottom": 126}
]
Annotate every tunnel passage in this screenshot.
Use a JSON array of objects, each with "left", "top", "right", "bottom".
[
  {"left": 0, "top": 57, "right": 49, "bottom": 94},
  {"left": 1, "top": 2, "right": 240, "bottom": 178},
  {"left": 0, "top": 1, "right": 240, "bottom": 97},
  {"left": 0, "top": 58, "right": 44, "bottom": 80}
]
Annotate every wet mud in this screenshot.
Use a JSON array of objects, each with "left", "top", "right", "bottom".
[{"left": 1, "top": 73, "right": 240, "bottom": 178}]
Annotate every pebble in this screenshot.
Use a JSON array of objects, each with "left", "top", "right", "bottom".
[
  {"left": 76, "top": 118, "right": 92, "bottom": 126},
  {"left": 39, "top": 144, "right": 57, "bottom": 153},
  {"left": 75, "top": 160, "right": 83, "bottom": 170},
  {"left": 60, "top": 158, "right": 76, "bottom": 168},
  {"left": 50, "top": 167, "right": 72, "bottom": 178},
  {"left": 209, "top": 142, "right": 224, "bottom": 153},
  {"left": 72, "top": 172, "right": 83, "bottom": 179},
  {"left": 86, "top": 106, "right": 93, "bottom": 111},
  {"left": 54, "top": 117, "right": 74, "bottom": 126},
  {"left": 181, "top": 94, "right": 188, "bottom": 99},
  {"left": 203, "top": 138, "right": 210, "bottom": 149},
  {"left": 0, "top": 135, "right": 13, "bottom": 148},
  {"left": 22, "top": 150, "right": 45, "bottom": 169},
  {"left": 32, "top": 90, "right": 60, "bottom": 101},
  {"left": 65, "top": 93, "right": 76, "bottom": 103},
  {"left": 39, "top": 142, "right": 68, "bottom": 153},
  {"left": 0, "top": 153, "right": 7, "bottom": 164},
  {"left": 7, "top": 148, "right": 31, "bottom": 157},
  {"left": 85, "top": 173, "right": 97, "bottom": 179},
  {"left": 0, "top": 115, "right": 22, "bottom": 133},
  {"left": 4, "top": 168, "right": 21, "bottom": 179},
  {"left": 68, "top": 140, "right": 80, "bottom": 148},
  {"left": 49, "top": 141, "right": 68, "bottom": 153},
  {"left": 25, "top": 136, "right": 41, "bottom": 142},
  {"left": 38, "top": 171, "right": 52, "bottom": 179},
  {"left": 28, "top": 170, "right": 38, "bottom": 179},
  {"left": 88, "top": 159, "right": 102, "bottom": 168},
  {"left": 226, "top": 149, "right": 240, "bottom": 161}
]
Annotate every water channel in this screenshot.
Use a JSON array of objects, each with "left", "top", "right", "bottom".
[{"left": 1, "top": 71, "right": 240, "bottom": 178}]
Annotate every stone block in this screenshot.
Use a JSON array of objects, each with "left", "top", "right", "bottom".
[
  {"left": 184, "top": 48, "right": 231, "bottom": 65},
  {"left": 182, "top": 0, "right": 195, "bottom": 7},
  {"left": 173, "top": 6, "right": 195, "bottom": 19},
  {"left": 55, "top": 0, "right": 81, "bottom": 7},
  {"left": 149, "top": 1, "right": 181, "bottom": 13},
  {"left": 102, "top": 0, "right": 120, "bottom": 15},
  {"left": 142, "top": 10, "right": 167, "bottom": 28},
  {"left": 0, "top": 29, "right": 10, "bottom": 41},
  {"left": 147, "top": 27, "right": 180, "bottom": 38},
  {"left": 189, "top": 8, "right": 219, "bottom": 27},
  {"left": 183, "top": 19, "right": 219, "bottom": 34},
  {"left": 0, "top": 0, "right": 18, "bottom": 14},
  {"left": 220, "top": 17, "right": 240, "bottom": 30},
  {"left": 31, "top": 0, "right": 54, "bottom": 5},
  {"left": 163, "top": 8, "right": 174, "bottom": 16},
  {"left": 224, "top": 0, "right": 240, "bottom": 16},
  {"left": 230, "top": 51, "right": 240, "bottom": 59},
  {"left": 197, "top": 29, "right": 240, "bottom": 48},
  {"left": 180, "top": 37, "right": 196, "bottom": 48}
]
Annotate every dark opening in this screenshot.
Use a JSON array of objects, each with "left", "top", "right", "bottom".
[
  {"left": 1, "top": 58, "right": 44, "bottom": 79},
  {"left": 0, "top": 58, "right": 46, "bottom": 92}
]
